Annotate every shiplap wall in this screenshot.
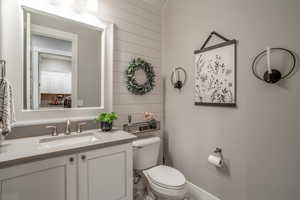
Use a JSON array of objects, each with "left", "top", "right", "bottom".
[{"left": 93, "top": 0, "right": 163, "bottom": 128}]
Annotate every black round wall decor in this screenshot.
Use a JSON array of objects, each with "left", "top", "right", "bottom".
[
  {"left": 252, "top": 48, "right": 296, "bottom": 84},
  {"left": 126, "top": 58, "right": 155, "bottom": 95}
]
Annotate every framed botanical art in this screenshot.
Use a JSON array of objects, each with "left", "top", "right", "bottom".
[{"left": 194, "top": 32, "right": 237, "bottom": 106}]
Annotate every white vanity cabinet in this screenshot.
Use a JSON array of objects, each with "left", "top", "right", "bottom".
[
  {"left": 0, "top": 154, "right": 77, "bottom": 200},
  {"left": 0, "top": 143, "right": 133, "bottom": 200},
  {"left": 78, "top": 143, "right": 133, "bottom": 200}
]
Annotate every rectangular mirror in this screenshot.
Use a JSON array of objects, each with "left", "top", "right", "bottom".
[{"left": 23, "top": 8, "right": 102, "bottom": 110}]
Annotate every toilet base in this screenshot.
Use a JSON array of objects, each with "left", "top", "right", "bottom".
[
  {"left": 133, "top": 169, "right": 189, "bottom": 200},
  {"left": 146, "top": 187, "right": 188, "bottom": 200},
  {"left": 144, "top": 181, "right": 188, "bottom": 200}
]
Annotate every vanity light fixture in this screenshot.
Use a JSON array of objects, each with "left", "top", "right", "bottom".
[
  {"left": 60, "top": 0, "right": 74, "bottom": 9},
  {"left": 86, "top": 0, "right": 99, "bottom": 12}
]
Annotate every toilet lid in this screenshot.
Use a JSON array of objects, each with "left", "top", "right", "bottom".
[{"left": 146, "top": 165, "right": 186, "bottom": 189}]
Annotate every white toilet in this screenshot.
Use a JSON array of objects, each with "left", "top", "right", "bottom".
[{"left": 133, "top": 137, "right": 187, "bottom": 200}]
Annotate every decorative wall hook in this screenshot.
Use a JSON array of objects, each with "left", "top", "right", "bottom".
[
  {"left": 252, "top": 47, "right": 296, "bottom": 84},
  {"left": 171, "top": 67, "right": 187, "bottom": 90}
]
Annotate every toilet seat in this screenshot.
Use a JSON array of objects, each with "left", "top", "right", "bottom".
[{"left": 143, "top": 165, "right": 187, "bottom": 199}]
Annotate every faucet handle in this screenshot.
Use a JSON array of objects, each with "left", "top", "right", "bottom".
[
  {"left": 46, "top": 126, "right": 58, "bottom": 136},
  {"left": 66, "top": 119, "right": 71, "bottom": 126},
  {"left": 77, "top": 122, "right": 87, "bottom": 133},
  {"left": 65, "top": 120, "right": 72, "bottom": 135}
]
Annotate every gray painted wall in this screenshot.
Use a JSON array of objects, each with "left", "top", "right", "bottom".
[{"left": 162, "top": 0, "right": 300, "bottom": 200}]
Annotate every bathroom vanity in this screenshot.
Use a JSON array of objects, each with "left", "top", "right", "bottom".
[{"left": 0, "top": 130, "right": 136, "bottom": 200}]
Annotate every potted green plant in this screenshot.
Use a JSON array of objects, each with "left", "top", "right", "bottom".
[{"left": 96, "top": 112, "right": 118, "bottom": 132}]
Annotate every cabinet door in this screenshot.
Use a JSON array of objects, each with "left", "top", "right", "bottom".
[
  {"left": 51, "top": 73, "right": 62, "bottom": 94},
  {"left": 40, "top": 71, "right": 49, "bottom": 93},
  {"left": 0, "top": 155, "right": 77, "bottom": 200},
  {"left": 78, "top": 143, "right": 133, "bottom": 200},
  {"left": 64, "top": 73, "right": 72, "bottom": 94}
]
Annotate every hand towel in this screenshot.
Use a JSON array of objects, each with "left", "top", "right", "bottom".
[{"left": 0, "top": 79, "right": 16, "bottom": 136}]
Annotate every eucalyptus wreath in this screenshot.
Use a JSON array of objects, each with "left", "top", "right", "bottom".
[{"left": 126, "top": 58, "right": 155, "bottom": 95}]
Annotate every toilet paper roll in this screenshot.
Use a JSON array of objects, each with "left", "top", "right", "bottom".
[{"left": 208, "top": 155, "right": 223, "bottom": 167}]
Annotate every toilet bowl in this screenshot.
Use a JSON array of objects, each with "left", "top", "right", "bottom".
[
  {"left": 133, "top": 137, "right": 188, "bottom": 200},
  {"left": 143, "top": 165, "right": 187, "bottom": 200}
]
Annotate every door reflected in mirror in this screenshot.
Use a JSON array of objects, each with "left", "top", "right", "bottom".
[{"left": 23, "top": 9, "right": 102, "bottom": 110}]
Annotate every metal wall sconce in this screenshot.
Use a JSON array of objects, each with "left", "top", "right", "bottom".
[
  {"left": 171, "top": 67, "right": 187, "bottom": 90},
  {"left": 252, "top": 47, "right": 296, "bottom": 84}
]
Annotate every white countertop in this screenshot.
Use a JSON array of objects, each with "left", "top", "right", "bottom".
[{"left": 0, "top": 129, "right": 136, "bottom": 168}]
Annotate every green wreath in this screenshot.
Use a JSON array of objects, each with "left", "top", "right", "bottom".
[{"left": 126, "top": 58, "right": 155, "bottom": 95}]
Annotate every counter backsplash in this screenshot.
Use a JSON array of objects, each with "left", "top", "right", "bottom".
[{"left": 8, "top": 120, "right": 97, "bottom": 140}]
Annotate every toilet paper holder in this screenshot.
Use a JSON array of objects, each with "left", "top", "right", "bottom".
[
  {"left": 214, "top": 147, "right": 224, "bottom": 159},
  {"left": 214, "top": 147, "right": 222, "bottom": 154},
  {"left": 207, "top": 147, "right": 224, "bottom": 168}
]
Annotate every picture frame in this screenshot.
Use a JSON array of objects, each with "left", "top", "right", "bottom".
[{"left": 194, "top": 37, "right": 237, "bottom": 107}]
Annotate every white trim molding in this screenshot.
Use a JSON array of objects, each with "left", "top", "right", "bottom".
[
  {"left": 12, "top": 0, "right": 115, "bottom": 127},
  {"left": 186, "top": 181, "right": 221, "bottom": 200}
]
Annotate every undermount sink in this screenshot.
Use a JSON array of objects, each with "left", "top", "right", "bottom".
[{"left": 39, "top": 132, "right": 101, "bottom": 148}]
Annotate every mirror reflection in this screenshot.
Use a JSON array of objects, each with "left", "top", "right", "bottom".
[{"left": 23, "top": 9, "right": 102, "bottom": 110}]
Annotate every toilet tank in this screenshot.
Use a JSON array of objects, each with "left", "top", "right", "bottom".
[{"left": 132, "top": 137, "right": 160, "bottom": 170}]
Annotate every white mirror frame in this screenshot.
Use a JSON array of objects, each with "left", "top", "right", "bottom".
[{"left": 15, "top": 1, "right": 114, "bottom": 127}]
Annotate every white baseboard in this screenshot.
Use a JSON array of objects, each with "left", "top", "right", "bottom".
[{"left": 186, "top": 181, "right": 221, "bottom": 200}]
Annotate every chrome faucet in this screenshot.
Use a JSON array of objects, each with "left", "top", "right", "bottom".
[
  {"left": 77, "top": 122, "right": 87, "bottom": 133},
  {"left": 46, "top": 126, "right": 58, "bottom": 136},
  {"left": 66, "top": 120, "right": 71, "bottom": 135}
]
